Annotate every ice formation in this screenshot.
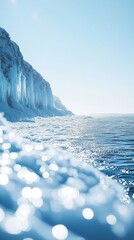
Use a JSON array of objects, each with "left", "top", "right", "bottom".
[
  {"left": 0, "top": 27, "right": 71, "bottom": 121},
  {"left": 0, "top": 114, "right": 134, "bottom": 240}
]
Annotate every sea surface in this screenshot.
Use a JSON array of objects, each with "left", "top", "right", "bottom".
[{"left": 10, "top": 114, "right": 134, "bottom": 200}]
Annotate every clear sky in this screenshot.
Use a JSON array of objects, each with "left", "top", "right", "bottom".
[{"left": 0, "top": 0, "right": 134, "bottom": 114}]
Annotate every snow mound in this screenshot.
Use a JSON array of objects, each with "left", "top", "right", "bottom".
[
  {"left": 0, "top": 27, "right": 72, "bottom": 121},
  {"left": 0, "top": 114, "right": 134, "bottom": 240}
]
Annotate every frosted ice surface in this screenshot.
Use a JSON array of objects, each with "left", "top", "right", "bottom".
[
  {"left": 0, "top": 27, "right": 71, "bottom": 121},
  {"left": 0, "top": 114, "right": 134, "bottom": 240}
]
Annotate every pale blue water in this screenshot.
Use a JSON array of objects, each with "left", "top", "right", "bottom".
[
  {"left": 72, "top": 115, "right": 134, "bottom": 199},
  {"left": 2, "top": 114, "right": 134, "bottom": 240},
  {"left": 11, "top": 114, "right": 134, "bottom": 199}
]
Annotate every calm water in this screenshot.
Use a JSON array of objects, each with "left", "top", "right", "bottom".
[{"left": 11, "top": 114, "right": 134, "bottom": 199}]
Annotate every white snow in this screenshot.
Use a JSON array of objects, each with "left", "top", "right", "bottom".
[
  {"left": 0, "top": 28, "right": 71, "bottom": 121},
  {"left": 0, "top": 114, "right": 134, "bottom": 240}
]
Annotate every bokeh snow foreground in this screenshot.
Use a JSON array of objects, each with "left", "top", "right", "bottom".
[{"left": 0, "top": 114, "right": 134, "bottom": 240}]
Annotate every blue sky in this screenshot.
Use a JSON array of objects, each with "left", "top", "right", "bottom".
[{"left": 0, "top": 0, "right": 134, "bottom": 114}]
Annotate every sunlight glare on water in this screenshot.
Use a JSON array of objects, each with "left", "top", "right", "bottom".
[
  {"left": 0, "top": 114, "right": 134, "bottom": 240},
  {"left": 11, "top": 115, "right": 134, "bottom": 199},
  {"left": 82, "top": 208, "right": 94, "bottom": 220},
  {"left": 52, "top": 224, "right": 68, "bottom": 240}
]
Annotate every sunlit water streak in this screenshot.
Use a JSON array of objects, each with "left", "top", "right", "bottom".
[{"left": 11, "top": 114, "right": 134, "bottom": 199}]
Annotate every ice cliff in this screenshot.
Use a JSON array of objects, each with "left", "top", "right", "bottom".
[{"left": 0, "top": 27, "right": 71, "bottom": 121}]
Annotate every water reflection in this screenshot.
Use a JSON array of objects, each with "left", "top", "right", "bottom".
[
  {"left": 0, "top": 115, "right": 134, "bottom": 240},
  {"left": 11, "top": 115, "right": 134, "bottom": 199}
]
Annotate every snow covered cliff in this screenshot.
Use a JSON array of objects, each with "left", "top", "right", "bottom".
[{"left": 0, "top": 27, "right": 71, "bottom": 121}]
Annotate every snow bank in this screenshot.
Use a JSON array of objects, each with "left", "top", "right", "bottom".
[
  {"left": 0, "top": 114, "right": 134, "bottom": 240},
  {"left": 0, "top": 28, "right": 71, "bottom": 121}
]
